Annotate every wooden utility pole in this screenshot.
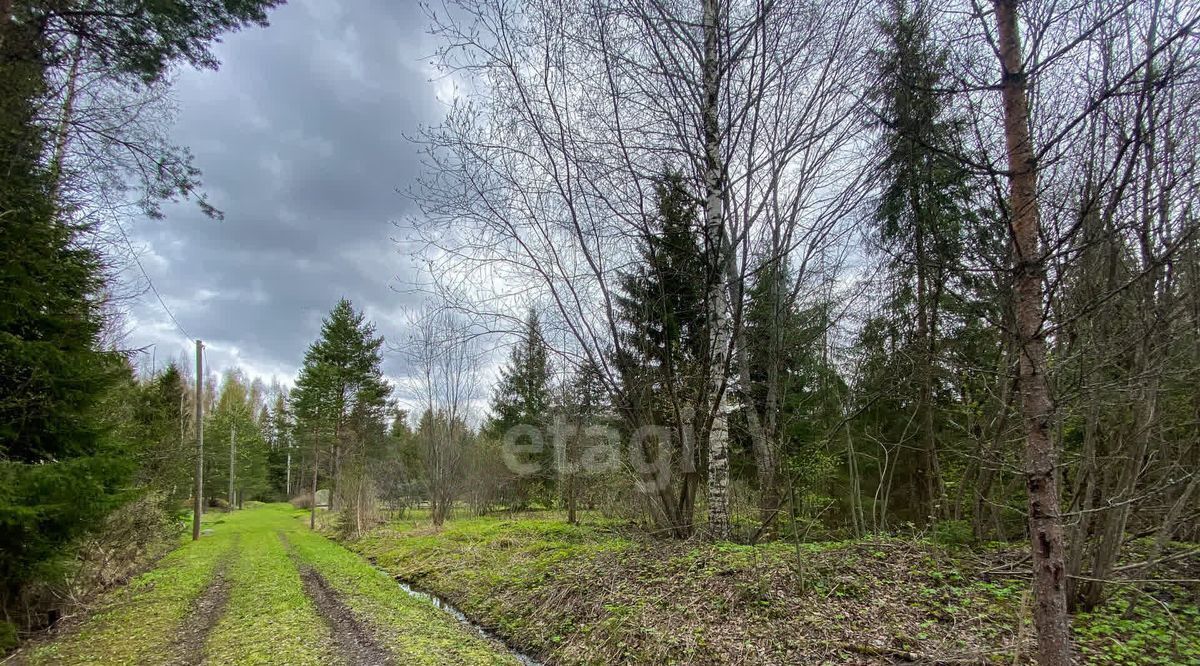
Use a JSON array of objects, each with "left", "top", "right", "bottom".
[
  {"left": 229, "top": 422, "right": 236, "bottom": 509},
  {"left": 192, "top": 340, "right": 204, "bottom": 541}
]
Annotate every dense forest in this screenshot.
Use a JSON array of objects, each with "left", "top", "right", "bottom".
[{"left": 1, "top": 0, "right": 1197, "bottom": 664}]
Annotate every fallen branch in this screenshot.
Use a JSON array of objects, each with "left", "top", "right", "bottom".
[
  {"left": 1112, "top": 547, "right": 1200, "bottom": 574},
  {"left": 839, "top": 643, "right": 998, "bottom": 665}
]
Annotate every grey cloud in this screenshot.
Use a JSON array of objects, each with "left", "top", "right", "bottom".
[{"left": 124, "top": 0, "right": 438, "bottom": 386}]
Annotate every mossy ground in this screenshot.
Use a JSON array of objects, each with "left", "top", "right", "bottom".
[
  {"left": 347, "top": 510, "right": 1199, "bottom": 665},
  {"left": 14, "top": 504, "right": 517, "bottom": 665}
]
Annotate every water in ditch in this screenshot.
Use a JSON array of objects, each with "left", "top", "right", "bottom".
[{"left": 393, "top": 578, "right": 543, "bottom": 666}]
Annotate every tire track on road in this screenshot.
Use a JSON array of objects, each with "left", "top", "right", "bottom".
[
  {"left": 166, "top": 533, "right": 239, "bottom": 665},
  {"left": 279, "top": 532, "right": 395, "bottom": 666}
]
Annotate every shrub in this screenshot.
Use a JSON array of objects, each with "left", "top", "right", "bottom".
[
  {"left": 0, "top": 620, "right": 17, "bottom": 654},
  {"left": 930, "top": 520, "right": 973, "bottom": 548},
  {"left": 289, "top": 493, "right": 314, "bottom": 510}
]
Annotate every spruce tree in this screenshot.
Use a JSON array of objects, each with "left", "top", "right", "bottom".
[
  {"left": 605, "top": 172, "right": 711, "bottom": 533},
  {"left": 0, "top": 17, "right": 130, "bottom": 608},
  {"left": 738, "top": 259, "right": 847, "bottom": 525},
  {"left": 868, "top": 0, "right": 975, "bottom": 523},
  {"left": 556, "top": 360, "right": 608, "bottom": 523},
  {"left": 485, "top": 310, "right": 553, "bottom": 507},
  {"left": 130, "top": 363, "right": 190, "bottom": 502},
  {"left": 614, "top": 172, "right": 710, "bottom": 389}
]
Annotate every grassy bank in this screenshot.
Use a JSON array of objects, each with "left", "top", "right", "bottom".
[{"left": 347, "top": 512, "right": 1200, "bottom": 665}]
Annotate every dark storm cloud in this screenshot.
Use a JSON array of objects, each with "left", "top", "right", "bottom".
[{"left": 125, "top": 0, "right": 440, "bottom": 385}]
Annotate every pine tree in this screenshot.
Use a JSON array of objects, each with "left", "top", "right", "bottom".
[
  {"left": 291, "top": 299, "right": 391, "bottom": 524},
  {"left": 2, "top": 1, "right": 284, "bottom": 82},
  {"left": 485, "top": 310, "right": 553, "bottom": 507}
]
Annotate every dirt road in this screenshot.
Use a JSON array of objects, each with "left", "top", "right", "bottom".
[{"left": 11, "top": 505, "right": 518, "bottom": 666}]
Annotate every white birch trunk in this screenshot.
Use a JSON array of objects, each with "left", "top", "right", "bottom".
[{"left": 702, "top": 0, "right": 731, "bottom": 541}]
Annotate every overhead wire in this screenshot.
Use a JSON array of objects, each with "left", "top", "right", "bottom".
[{"left": 113, "top": 218, "right": 195, "bottom": 344}]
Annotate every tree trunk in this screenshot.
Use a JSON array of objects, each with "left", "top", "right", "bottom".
[
  {"left": 1140, "top": 470, "right": 1200, "bottom": 576},
  {"left": 993, "top": 1, "right": 1073, "bottom": 662},
  {"left": 701, "top": 0, "right": 731, "bottom": 542},
  {"left": 974, "top": 364, "right": 1014, "bottom": 541},
  {"left": 734, "top": 333, "right": 779, "bottom": 527},
  {"left": 48, "top": 37, "right": 82, "bottom": 203},
  {"left": 677, "top": 405, "right": 700, "bottom": 536},
  {"left": 1065, "top": 395, "right": 1101, "bottom": 609},
  {"left": 310, "top": 444, "right": 318, "bottom": 530},
  {"left": 846, "top": 427, "right": 864, "bottom": 538},
  {"left": 330, "top": 417, "right": 340, "bottom": 512},
  {"left": 912, "top": 197, "right": 944, "bottom": 523},
  {"left": 1080, "top": 284, "right": 1164, "bottom": 609},
  {"left": 356, "top": 473, "right": 365, "bottom": 535},
  {"left": 567, "top": 472, "right": 577, "bottom": 525},
  {"left": 229, "top": 424, "right": 236, "bottom": 509}
]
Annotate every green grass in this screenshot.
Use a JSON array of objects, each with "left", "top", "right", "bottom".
[
  {"left": 287, "top": 525, "right": 519, "bottom": 665},
  {"left": 21, "top": 504, "right": 519, "bottom": 665},
  {"left": 358, "top": 512, "right": 631, "bottom": 580},
  {"left": 346, "top": 511, "right": 1200, "bottom": 665},
  {"left": 24, "top": 513, "right": 234, "bottom": 665},
  {"left": 203, "top": 508, "right": 336, "bottom": 665}
]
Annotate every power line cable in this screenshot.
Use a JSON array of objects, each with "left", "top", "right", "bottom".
[{"left": 114, "top": 218, "right": 194, "bottom": 343}]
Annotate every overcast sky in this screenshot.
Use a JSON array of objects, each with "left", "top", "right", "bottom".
[{"left": 123, "top": 0, "right": 444, "bottom": 391}]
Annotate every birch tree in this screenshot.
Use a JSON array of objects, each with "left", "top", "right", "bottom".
[{"left": 415, "top": 0, "right": 870, "bottom": 539}]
